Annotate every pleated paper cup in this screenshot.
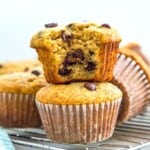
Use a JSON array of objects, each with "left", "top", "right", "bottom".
[
  {"left": 0, "top": 92, "right": 41, "bottom": 128},
  {"left": 113, "top": 53, "right": 150, "bottom": 123},
  {"left": 36, "top": 98, "right": 121, "bottom": 144},
  {"left": 99, "top": 42, "right": 119, "bottom": 81}
]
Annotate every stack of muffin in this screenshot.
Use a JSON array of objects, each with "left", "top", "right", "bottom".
[
  {"left": 30, "top": 22, "right": 123, "bottom": 143},
  {"left": 0, "top": 21, "right": 149, "bottom": 144}
]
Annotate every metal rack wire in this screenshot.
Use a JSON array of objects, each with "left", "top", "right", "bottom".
[{"left": 6, "top": 104, "right": 150, "bottom": 150}]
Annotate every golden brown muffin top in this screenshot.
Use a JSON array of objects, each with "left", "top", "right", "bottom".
[
  {"left": 0, "top": 59, "right": 41, "bottom": 75},
  {"left": 119, "top": 47, "right": 150, "bottom": 81},
  {"left": 0, "top": 72, "right": 47, "bottom": 94},
  {"left": 123, "top": 42, "right": 150, "bottom": 66},
  {"left": 30, "top": 21, "right": 121, "bottom": 50},
  {"left": 36, "top": 82, "right": 122, "bottom": 104}
]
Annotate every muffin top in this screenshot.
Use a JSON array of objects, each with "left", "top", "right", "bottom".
[
  {"left": 0, "top": 59, "right": 41, "bottom": 75},
  {"left": 0, "top": 72, "right": 47, "bottom": 94},
  {"left": 36, "top": 82, "right": 122, "bottom": 104},
  {"left": 30, "top": 21, "right": 121, "bottom": 50},
  {"left": 123, "top": 42, "right": 150, "bottom": 66},
  {"left": 119, "top": 47, "right": 150, "bottom": 81}
]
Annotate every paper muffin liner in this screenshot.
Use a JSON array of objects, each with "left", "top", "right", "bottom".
[
  {"left": 113, "top": 53, "right": 150, "bottom": 123},
  {"left": 100, "top": 42, "right": 119, "bottom": 81},
  {"left": 36, "top": 98, "right": 121, "bottom": 144},
  {"left": 0, "top": 92, "right": 41, "bottom": 128}
]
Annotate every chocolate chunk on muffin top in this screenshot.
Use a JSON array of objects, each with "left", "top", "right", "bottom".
[{"left": 36, "top": 82, "right": 122, "bottom": 104}]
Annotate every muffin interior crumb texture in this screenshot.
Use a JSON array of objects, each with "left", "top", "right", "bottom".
[{"left": 31, "top": 22, "right": 121, "bottom": 82}]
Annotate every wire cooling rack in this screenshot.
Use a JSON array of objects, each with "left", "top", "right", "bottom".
[{"left": 5, "top": 104, "right": 150, "bottom": 150}]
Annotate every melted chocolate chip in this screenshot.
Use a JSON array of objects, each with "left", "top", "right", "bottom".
[
  {"left": 84, "top": 82, "right": 96, "bottom": 91},
  {"left": 72, "top": 49, "right": 84, "bottom": 60},
  {"left": 0, "top": 64, "right": 3, "bottom": 68},
  {"left": 89, "top": 50, "right": 94, "bottom": 55},
  {"left": 45, "top": 23, "right": 58, "bottom": 28},
  {"left": 24, "top": 67, "right": 29, "bottom": 72},
  {"left": 58, "top": 67, "right": 72, "bottom": 76},
  {"left": 65, "top": 49, "right": 84, "bottom": 65},
  {"left": 31, "top": 70, "right": 41, "bottom": 76},
  {"left": 61, "top": 30, "right": 73, "bottom": 43},
  {"left": 100, "top": 24, "right": 111, "bottom": 29},
  {"left": 64, "top": 55, "right": 76, "bottom": 65},
  {"left": 64, "top": 49, "right": 84, "bottom": 66},
  {"left": 86, "top": 62, "right": 96, "bottom": 71}
]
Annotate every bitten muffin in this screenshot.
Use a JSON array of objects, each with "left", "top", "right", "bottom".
[
  {"left": 112, "top": 47, "right": 150, "bottom": 123},
  {"left": 36, "top": 82, "right": 122, "bottom": 143},
  {"left": 0, "top": 72, "right": 47, "bottom": 128},
  {"left": 30, "top": 22, "right": 121, "bottom": 83},
  {"left": 0, "top": 59, "right": 41, "bottom": 75}
]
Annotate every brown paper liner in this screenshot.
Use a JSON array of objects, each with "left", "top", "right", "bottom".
[
  {"left": 0, "top": 92, "right": 41, "bottom": 128},
  {"left": 113, "top": 53, "right": 150, "bottom": 123},
  {"left": 36, "top": 98, "right": 121, "bottom": 144}
]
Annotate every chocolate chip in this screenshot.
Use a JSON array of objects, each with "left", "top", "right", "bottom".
[
  {"left": 0, "top": 64, "right": 3, "bottom": 68},
  {"left": 24, "top": 67, "right": 29, "bottom": 72},
  {"left": 45, "top": 23, "right": 58, "bottom": 28},
  {"left": 64, "top": 49, "right": 84, "bottom": 65},
  {"left": 84, "top": 82, "right": 96, "bottom": 91},
  {"left": 100, "top": 24, "right": 111, "bottom": 29},
  {"left": 86, "top": 62, "right": 96, "bottom": 71},
  {"left": 58, "top": 67, "right": 72, "bottom": 76},
  {"left": 31, "top": 70, "right": 41, "bottom": 76},
  {"left": 64, "top": 55, "right": 76, "bottom": 65},
  {"left": 72, "top": 49, "right": 84, "bottom": 60},
  {"left": 89, "top": 50, "right": 94, "bottom": 56},
  {"left": 61, "top": 30, "right": 73, "bottom": 43}
]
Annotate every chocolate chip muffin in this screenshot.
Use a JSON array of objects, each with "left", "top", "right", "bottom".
[
  {"left": 36, "top": 82, "right": 122, "bottom": 143},
  {"left": 112, "top": 47, "right": 150, "bottom": 123},
  {"left": 30, "top": 22, "right": 121, "bottom": 83},
  {"left": 0, "top": 59, "right": 41, "bottom": 75},
  {"left": 0, "top": 72, "right": 47, "bottom": 128}
]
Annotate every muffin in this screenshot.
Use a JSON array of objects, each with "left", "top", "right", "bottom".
[
  {"left": 124, "top": 42, "right": 150, "bottom": 66},
  {"left": 30, "top": 22, "right": 121, "bottom": 83},
  {"left": 0, "top": 72, "right": 47, "bottom": 127},
  {"left": 113, "top": 47, "right": 150, "bottom": 123},
  {"left": 0, "top": 59, "right": 41, "bottom": 75},
  {"left": 36, "top": 82, "right": 122, "bottom": 143}
]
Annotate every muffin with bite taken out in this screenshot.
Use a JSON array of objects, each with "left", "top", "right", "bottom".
[{"left": 30, "top": 22, "right": 121, "bottom": 83}]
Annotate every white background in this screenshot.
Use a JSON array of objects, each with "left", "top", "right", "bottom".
[{"left": 0, "top": 0, "right": 150, "bottom": 61}]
